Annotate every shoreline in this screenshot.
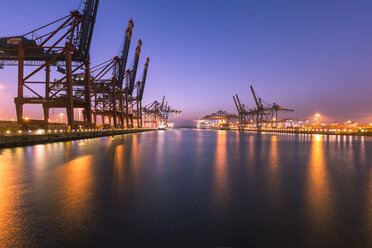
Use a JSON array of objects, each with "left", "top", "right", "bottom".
[
  {"left": 0, "top": 128, "right": 156, "bottom": 149},
  {"left": 197, "top": 127, "right": 372, "bottom": 136}
]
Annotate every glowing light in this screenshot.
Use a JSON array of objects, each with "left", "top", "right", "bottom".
[
  {"left": 315, "top": 113, "right": 320, "bottom": 118},
  {"left": 36, "top": 129, "right": 44, "bottom": 134},
  {"left": 59, "top": 113, "right": 64, "bottom": 123}
]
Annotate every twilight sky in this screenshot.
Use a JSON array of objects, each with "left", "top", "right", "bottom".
[{"left": 0, "top": 0, "right": 372, "bottom": 125}]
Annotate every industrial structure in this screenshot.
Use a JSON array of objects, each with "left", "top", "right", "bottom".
[
  {"left": 0, "top": 0, "right": 99, "bottom": 128},
  {"left": 195, "top": 110, "right": 237, "bottom": 129},
  {"left": 0, "top": 1, "right": 170, "bottom": 131},
  {"left": 143, "top": 96, "right": 181, "bottom": 128},
  {"left": 233, "top": 85, "right": 294, "bottom": 132}
]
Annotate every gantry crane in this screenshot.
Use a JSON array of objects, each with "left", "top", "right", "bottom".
[
  {"left": 91, "top": 18, "right": 134, "bottom": 128},
  {"left": 142, "top": 96, "right": 181, "bottom": 128},
  {"left": 135, "top": 57, "right": 150, "bottom": 127},
  {"left": 0, "top": 0, "right": 99, "bottom": 128},
  {"left": 233, "top": 94, "right": 253, "bottom": 131},
  {"left": 90, "top": 56, "right": 120, "bottom": 127},
  {"left": 233, "top": 85, "right": 294, "bottom": 132},
  {"left": 124, "top": 39, "right": 142, "bottom": 128}
]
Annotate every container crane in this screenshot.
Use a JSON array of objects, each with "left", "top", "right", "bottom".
[
  {"left": 124, "top": 39, "right": 142, "bottom": 128},
  {"left": 135, "top": 57, "right": 150, "bottom": 127},
  {"left": 0, "top": 0, "right": 99, "bottom": 128},
  {"left": 118, "top": 18, "right": 134, "bottom": 88},
  {"left": 233, "top": 94, "right": 248, "bottom": 131},
  {"left": 250, "top": 85, "right": 264, "bottom": 132},
  {"left": 91, "top": 18, "right": 134, "bottom": 128},
  {"left": 233, "top": 85, "right": 295, "bottom": 132},
  {"left": 143, "top": 96, "right": 181, "bottom": 128},
  {"left": 90, "top": 56, "right": 120, "bottom": 127}
]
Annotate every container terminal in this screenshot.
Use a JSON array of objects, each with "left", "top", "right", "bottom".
[
  {"left": 0, "top": 0, "right": 369, "bottom": 148},
  {"left": 195, "top": 85, "right": 372, "bottom": 136},
  {"left": 0, "top": 0, "right": 181, "bottom": 147}
]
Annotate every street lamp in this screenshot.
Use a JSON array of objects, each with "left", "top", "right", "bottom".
[{"left": 59, "top": 113, "right": 64, "bottom": 123}]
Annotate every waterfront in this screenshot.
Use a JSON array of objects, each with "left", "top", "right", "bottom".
[{"left": 1, "top": 129, "right": 372, "bottom": 247}]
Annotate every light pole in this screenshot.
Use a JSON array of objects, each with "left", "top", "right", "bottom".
[{"left": 59, "top": 113, "right": 64, "bottom": 123}]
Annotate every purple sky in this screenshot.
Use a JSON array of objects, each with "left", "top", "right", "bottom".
[{"left": 1, "top": 0, "right": 372, "bottom": 125}]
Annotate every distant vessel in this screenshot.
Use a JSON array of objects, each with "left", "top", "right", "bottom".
[
  {"left": 196, "top": 121, "right": 211, "bottom": 129},
  {"left": 158, "top": 122, "right": 166, "bottom": 130}
]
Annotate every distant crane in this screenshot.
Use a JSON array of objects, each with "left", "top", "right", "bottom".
[
  {"left": 143, "top": 96, "right": 181, "bottom": 128},
  {"left": 233, "top": 85, "right": 294, "bottom": 132},
  {"left": 250, "top": 85, "right": 264, "bottom": 131}
]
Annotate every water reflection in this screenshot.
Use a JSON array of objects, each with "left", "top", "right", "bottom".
[
  {"left": 53, "top": 155, "right": 94, "bottom": 233},
  {"left": 268, "top": 135, "right": 280, "bottom": 206},
  {"left": 0, "top": 150, "right": 27, "bottom": 247},
  {"left": 113, "top": 144, "right": 125, "bottom": 199},
  {"left": 306, "top": 135, "right": 333, "bottom": 236},
  {"left": 213, "top": 131, "right": 229, "bottom": 210},
  {"left": 365, "top": 158, "right": 372, "bottom": 243},
  {"left": 156, "top": 131, "right": 165, "bottom": 166},
  {"left": 1, "top": 130, "right": 372, "bottom": 247}
]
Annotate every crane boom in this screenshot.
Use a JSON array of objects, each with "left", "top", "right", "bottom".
[
  {"left": 78, "top": 0, "right": 99, "bottom": 59},
  {"left": 118, "top": 18, "right": 134, "bottom": 87},
  {"left": 138, "top": 57, "right": 150, "bottom": 101},
  {"left": 233, "top": 95, "right": 240, "bottom": 113},
  {"left": 250, "top": 85, "right": 260, "bottom": 108},
  {"left": 161, "top": 96, "right": 165, "bottom": 109},
  {"left": 128, "top": 39, "right": 142, "bottom": 94},
  {"left": 235, "top": 94, "right": 244, "bottom": 113}
]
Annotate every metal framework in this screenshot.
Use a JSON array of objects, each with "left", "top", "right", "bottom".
[
  {"left": 91, "top": 57, "right": 121, "bottom": 127},
  {"left": 200, "top": 110, "right": 237, "bottom": 121},
  {"left": 233, "top": 85, "right": 294, "bottom": 132},
  {"left": 91, "top": 18, "right": 134, "bottom": 128},
  {"left": 124, "top": 39, "right": 142, "bottom": 128},
  {"left": 143, "top": 96, "right": 181, "bottom": 128},
  {"left": 133, "top": 57, "right": 150, "bottom": 128},
  {"left": 0, "top": 0, "right": 99, "bottom": 128},
  {"left": 195, "top": 110, "right": 237, "bottom": 129}
]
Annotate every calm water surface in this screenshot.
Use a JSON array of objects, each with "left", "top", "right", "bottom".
[{"left": 1, "top": 129, "right": 372, "bottom": 247}]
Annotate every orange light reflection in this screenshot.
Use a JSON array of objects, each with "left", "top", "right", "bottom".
[
  {"left": 306, "top": 135, "right": 333, "bottom": 234},
  {"left": 213, "top": 131, "right": 229, "bottom": 211}
]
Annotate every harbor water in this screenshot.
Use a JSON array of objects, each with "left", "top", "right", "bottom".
[{"left": 1, "top": 129, "right": 372, "bottom": 247}]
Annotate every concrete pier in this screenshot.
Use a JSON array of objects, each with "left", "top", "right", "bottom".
[{"left": 0, "top": 128, "right": 156, "bottom": 149}]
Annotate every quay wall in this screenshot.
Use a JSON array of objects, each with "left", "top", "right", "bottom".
[
  {"left": 233, "top": 128, "right": 372, "bottom": 136},
  {"left": 0, "top": 129, "right": 156, "bottom": 149}
]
